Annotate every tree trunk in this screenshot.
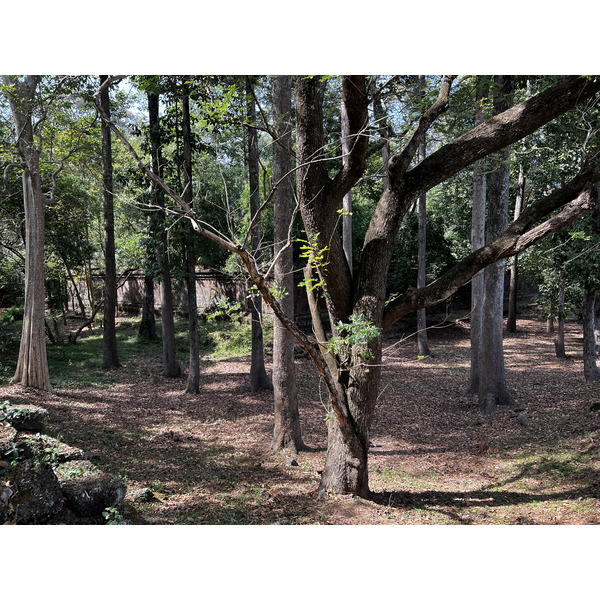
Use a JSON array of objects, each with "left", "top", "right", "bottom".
[
  {"left": 271, "top": 76, "right": 304, "bottom": 452},
  {"left": 138, "top": 273, "right": 157, "bottom": 339},
  {"left": 99, "top": 75, "right": 120, "bottom": 370},
  {"left": 4, "top": 76, "right": 52, "bottom": 392},
  {"left": 341, "top": 94, "right": 353, "bottom": 274},
  {"left": 582, "top": 289, "right": 600, "bottom": 381},
  {"left": 182, "top": 80, "right": 200, "bottom": 394},
  {"left": 465, "top": 76, "right": 487, "bottom": 395},
  {"left": 246, "top": 78, "right": 272, "bottom": 393},
  {"left": 318, "top": 333, "right": 382, "bottom": 496},
  {"left": 506, "top": 163, "right": 526, "bottom": 333},
  {"left": 555, "top": 269, "right": 567, "bottom": 358},
  {"left": 416, "top": 76, "right": 431, "bottom": 357},
  {"left": 478, "top": 75, "right": 515, "bottom": 413},
  {"left": 147, "top": 91, "right": 181, "bottom": 378},
  {"left": 595, "top": 296, "right": 600, "bottom": 357}
]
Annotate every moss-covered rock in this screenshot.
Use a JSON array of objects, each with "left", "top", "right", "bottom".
[
  {"left": 4, "top": 404, "right": 48, "bottom": 432},
  {"left": 55, "top": 460, "right": 127, "bottom": 517},
  {"left": 10, "top": 459, "right": 65, "bottom": 523}
]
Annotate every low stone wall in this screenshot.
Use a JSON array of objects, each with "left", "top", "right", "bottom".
[{"left": 1, "top": 403, "right": 134, "bottom": 525}]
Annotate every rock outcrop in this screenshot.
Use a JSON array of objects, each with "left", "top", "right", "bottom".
[{"left": 1, "top": 400, "right": 130, "bottom": 525}]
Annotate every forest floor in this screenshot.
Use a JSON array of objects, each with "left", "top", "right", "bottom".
[{"left": 2, "top": 310, "right": 600, "bottom": 525}]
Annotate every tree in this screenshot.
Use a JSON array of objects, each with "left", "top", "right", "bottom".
[
  {"left": 271, "top": 75, "right": 304, "bottom": 452},
  {"left": 245, "top": 78, "right": 273, "bottom": 393},
  {"left": 2, "top": 75, "right": 52, "bottom": 391},
  {"left": 506, "top": 163, "right": 527, "bottom": 332},
  {"left": 478, "top": 75, "right": 515, "bottom": 413},
  {"left": 147, "top": 89, "right": 181, "bottom": 378},
  {"left": 416, "top": 75, "right": 431, "bottom": 357},
  {"left": 99, "top": 75, "right": 120, "bottom": 370},
  {"left": 581, "top": 198, "right": 600, "bottom": 381},
  {"left": 340, "top": 90, "right": 353, "bottom": 273},
  {"left": 181, "top": 78, "right": 200, "bottom": 394},
  {"left": 95, "top": 74, "right": 600, "bottom": 498},
  {"left": 465, "top": 76, "right": 488, "bottom": 394}
]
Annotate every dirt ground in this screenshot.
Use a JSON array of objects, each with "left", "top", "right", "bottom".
[{"left": 2, "top": 313, "right": 600, "bottom": 525}]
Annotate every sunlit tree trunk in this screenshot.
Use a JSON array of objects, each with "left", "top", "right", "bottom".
[
  {"left": 3, "top": 75, "right": 52, "bottom": 391},
  {"left": 271, "top": 75, "right": 304, "bottom": 452},
  {"left": 100, "top": 75, "right": 120, "bottom": 370}
]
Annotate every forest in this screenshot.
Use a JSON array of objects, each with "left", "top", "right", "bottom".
[{"left": 1, "top": 75, "right": 600, "bottom": 531}]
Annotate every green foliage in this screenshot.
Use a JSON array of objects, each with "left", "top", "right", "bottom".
[
  {"left": 0, "top": 306, "right": 24, "bottom": 323},
  {"left": 298, "top": 231, "right": 329, "bottom": 293},
  {"left": 327, "top": 313, "right": 381, "bottom": 361},
  {"left": 205, "top": 297, "right": 242, "bottom": 321},
  {"left": 102, "top": 506, "right": 124, "bottom": 525}
]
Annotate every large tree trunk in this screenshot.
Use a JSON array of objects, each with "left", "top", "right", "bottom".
[
  {"left": 582, "top": 289, "right": 600, "bottom": 381},
  {"left": 4, "top": 76, "right": 52, "bottom": 392},
  {"left": 246, "top": 78, "right": 273, "bottom": 393},
  {"left": 182, "top": 80, "right": 200, "bottom": 394},
  {"left": 318, "top": 340, "right": 381, "bottom": 497},
  {"left": 99, "top": 75, "right": 120, "bottom": 370},
  {"left": 507, "top": 163, "right": 526, "bottom": 332},
  {"left": 147, "top": 91, "right": 181, "bottom": 378},
  {"left": 271, "top": 75, "right": 304, "bottom": 452},
  {"left": 583, "top": 199, "right": 600, "bottom": 379},
  {"left": 465, "top": 76, "right": 487, "bottom": 395},
  {"left": 478, "top": 75, "right": 515, "bottom": 413}
]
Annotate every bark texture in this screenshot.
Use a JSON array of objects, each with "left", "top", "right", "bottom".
[
  {"left": 99, "top": 76, "right": 120, "bottom": 370},
  {"left": 3, "top": 76, "right": 52, "bottom": 391},
  {"left": 465, "top": 76, "right": 488, "bottom": 395},
  {"left": 582, "top": 290, "right": 600, "bottom": 381},
  {"left": 271, "top": 76, "right": 303, "bottom": 452},
  {"left": 478, "top": 76, "right": 515, "bottom": 413}
]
